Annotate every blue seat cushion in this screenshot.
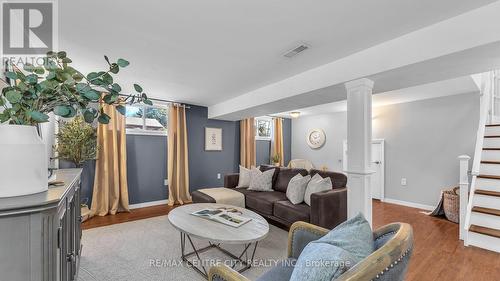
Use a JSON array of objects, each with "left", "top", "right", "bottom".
[
  {"left": 290, "top": 213, "right": 375, "bottom": 281},
  {"left": 256, "top": 258, "right": 296, "bottom": 281}
]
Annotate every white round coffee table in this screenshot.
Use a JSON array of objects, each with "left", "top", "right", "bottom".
[{"left": 168, "top": 203, "right": 269, "bottom": 278}]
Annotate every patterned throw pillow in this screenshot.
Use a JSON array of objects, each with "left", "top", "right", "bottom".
[
  {"left": 286, "top": 173, "right": 311, "bottom": 204},
  {"left": 290, "top": 214, "right": 374, "bottom": 281},
  {"left": 248, "top": 168, "right": 275, "bottom": 191},
  {"left": 304, "top": 173, "right": 332, "bottom": 206},
  {"left": 236, "top": 165, "right": 251, "bottom": 188}
]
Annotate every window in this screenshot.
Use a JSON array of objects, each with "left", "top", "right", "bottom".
[
  {"left": 125, "top": 103, "right": 168, "bottom": 135},
  {"left": 255, "top": 117, "right": 273, "bottom": 140}
]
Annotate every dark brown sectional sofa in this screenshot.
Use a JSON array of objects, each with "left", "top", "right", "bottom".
[{"left": 192, "top": 165, "right": 347, "bottom": 229}]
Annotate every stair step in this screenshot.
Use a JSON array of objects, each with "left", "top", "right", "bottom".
[
  {"left": 472, "top": 206, "right": 500, "bottom": 217},
  {"left": 481, "top": 161, "right": 500, "bottom": 164},
  {"left": 469, "top": 225, "right": 500, "bottom": 238},
  {"left": 486, "top": 124, "right": 500, "bottom": 127},
  {"left": 475, "top": 189, "right": 500, "bottom": 197},
  {"left": 478, "top": 174, "right": 500, "bottom": 180}
]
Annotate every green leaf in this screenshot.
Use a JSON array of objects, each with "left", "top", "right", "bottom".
[
  {"left": 102, "top": 73, "right": 113, "bottom": 85},
  {"left": 133, "top": 84, "right": 143, "bottom": 93},
  {"left": 34, "top": 66, "right": 45, "bottom": 75},
  {"left": 98, "top": 113, "right": 110, "bottom": 124},
  {"left": 143, "top": 99, "right": 153, "bottom": 106},
  {"left": 109, "top": 63, "right": 119, "bottom": 74},
  {"left": 103, "top": 94, "right": 118, "bottom": 104},
  {"left": 26, "top": 74, "right": 38, "bottom": 84},
  {"left": 83, "top": 110, "right": 95, "bottom": 123},
  {"left": 116, "top": 105, "right": 126, "bottom": 115},
  {"left": 54, "top": 105, "right": 71, "bottom": 117},
  {"left": 76, "top": 83, "right": 89, "bottom": 93},
  {"left": 5, "top": 90, "right": 22, "bottom": 103},
  {"left": 5, "top": 71, "right": 17, "bottom": 80},
  {"left": 111, "top": 83, "right": 122, "bottom": 92},
  {"left": 62, "top": 57, "right": 72, "bottom": 63},
  {"left": 117, "top": 58, "right": 129, "bottom": 67},
  {"left": 46, "top": 71, "right": 56, "bottom": 80},
  {"left": 57, "top": 51, "right": 67, "bottom": 59},
  {"left": 83, "top": 89, "right": 101, "bottom": 101},
  {"left": 29, "top": 111, "right": 49, "bottom": 123},
  {"left": 86, "top": 72, "right": 100, "bottom": 81}
]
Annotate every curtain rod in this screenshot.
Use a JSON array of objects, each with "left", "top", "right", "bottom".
[{"left": 117, "top": 94, "right": 191, "bottom": 108}]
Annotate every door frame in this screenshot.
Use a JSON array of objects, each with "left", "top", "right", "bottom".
[{"left": 343, "top": 139, "right": 385, "bottom": 201}]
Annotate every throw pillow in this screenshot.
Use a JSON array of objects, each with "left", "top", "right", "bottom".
[
  {"left": 236, "top": 165, "right": 251, "bottom": 188},
  {"left": 290, "top": 213, "right": 374, "bottom": 281},
  {"left": 286, "top": 173, "right": 311, "bottom": 204},
  {"left": 248, "top": 168, "right": 275, "bottom": 191},
  {"left": 303, "top": 173, "right": 332, "bottom": 206}
]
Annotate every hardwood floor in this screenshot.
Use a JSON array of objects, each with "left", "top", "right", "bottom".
[
  {"left": 82, "top": 200, "right": 500, "bottom": 280},
  {"left": 82, "top": 204, "right": 174, "bottom": 230},
  {"left": 372, "top": 200, "right": 500, "bottom": 281}
]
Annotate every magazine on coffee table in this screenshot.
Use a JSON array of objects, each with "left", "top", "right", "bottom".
[{"left": 191, "top": 207, "right": 252, "bottom": 228}]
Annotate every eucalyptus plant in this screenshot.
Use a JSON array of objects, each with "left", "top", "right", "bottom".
[
  {"left": 55, "top": 116, "right": 97, "bottom": 167},
  {"left": 0, "top": 51, "right": 152, "bottom": 125}
]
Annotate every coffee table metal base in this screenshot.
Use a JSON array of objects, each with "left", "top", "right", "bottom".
[{"left": 180, "top": 232, "right": 259, "bottom": 279}]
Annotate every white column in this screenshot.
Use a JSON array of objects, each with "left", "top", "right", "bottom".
[
  {"left": 458, "top": 155, "right": 470, "bottom": 241},
  {"left": 345, "top": 78, "right": 375, "bottom": 225}
]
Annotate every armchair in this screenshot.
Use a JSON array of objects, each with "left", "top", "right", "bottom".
[{"left": 209, "top": 221, "right": 413, "bottom": 281}]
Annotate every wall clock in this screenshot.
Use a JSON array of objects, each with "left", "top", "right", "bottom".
[{"left": 307, "top": 129, "right": 326, "bottom": 149}]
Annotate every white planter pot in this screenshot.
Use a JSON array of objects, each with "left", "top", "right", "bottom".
[{"left": 0, "top": 125, "right": 48, "bottom": 197}]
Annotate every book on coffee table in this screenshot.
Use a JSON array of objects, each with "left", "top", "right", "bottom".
[{"left": 191, "top": 208, "right": 252, "bottom": 228}]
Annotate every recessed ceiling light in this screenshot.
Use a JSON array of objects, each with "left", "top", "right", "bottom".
[{"left": 290, "top": 112, "right": 301, "bottom": 118}]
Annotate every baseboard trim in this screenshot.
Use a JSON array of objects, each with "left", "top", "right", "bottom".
[
  {"left": 129, "top": 199, "right": 168, "bottom": 209},
  {"left": 383, "top": 198, "right": 434, "bottom": 211}
]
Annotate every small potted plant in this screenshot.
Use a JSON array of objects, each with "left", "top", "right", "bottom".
[
  {"left": 0, "top": 51, "right": 152, "bottom": 197},
  {"left": 272, "top": 153, "right": 281, "bottom": 167}
]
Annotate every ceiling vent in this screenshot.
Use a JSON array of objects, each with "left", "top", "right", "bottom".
[{"left": 283, "top": 44, "right": 309, "bottom": 58}]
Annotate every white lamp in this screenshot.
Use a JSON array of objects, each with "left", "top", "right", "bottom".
[{"left": 290, "top": 111, "right": 301, "bottom": 118}]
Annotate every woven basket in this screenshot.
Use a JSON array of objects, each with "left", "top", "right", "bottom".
[{"left": 443, "top": 187, "right": 460, "bottom": 223}]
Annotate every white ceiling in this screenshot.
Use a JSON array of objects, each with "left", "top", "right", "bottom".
[
  {"left": 274, "top": 76, "right": 479, "bottom": 117},
  {"left": 58, "top": 0, "right": 495, "bottom": 106}
]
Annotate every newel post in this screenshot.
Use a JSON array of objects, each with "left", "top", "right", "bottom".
[{"left": 458, "top": 155, "right": 470, "bottom": 240}]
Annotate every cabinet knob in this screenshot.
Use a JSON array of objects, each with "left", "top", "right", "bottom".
[{"left": 66, "top": 253, "right": 75, "bottom": 262}]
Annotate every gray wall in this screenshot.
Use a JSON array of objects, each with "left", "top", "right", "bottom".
[
  {"left": 256, "top": 140, "right": 271, "bottom": 166},
  {"left": 186, "top": 105, "right": 240, "bottom": 190},
  {"left": 126, "top": 135, "right": 168, "bottom": 204},
  {"left": 291, "top": 93, "right": 479, "bottom": 206}
]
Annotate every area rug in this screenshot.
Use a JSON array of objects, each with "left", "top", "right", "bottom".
[{"left": 78, "top": 215, "right": 288, "bottom": 281}]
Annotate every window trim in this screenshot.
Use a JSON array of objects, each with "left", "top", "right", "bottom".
[
  {"left": 125, "top": 103, "right": 169, "bottom": 136},
  {"left": 255, "top": 116, "right": 273, "bottom": 141}
]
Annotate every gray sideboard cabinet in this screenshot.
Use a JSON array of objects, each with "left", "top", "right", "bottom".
[{"left": 0, "top": 169, "right": 83, "bottom": 281}]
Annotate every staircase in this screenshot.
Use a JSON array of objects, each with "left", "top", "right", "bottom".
[{"left": 463, "top": 71, "right": 500, "bottom": 253}]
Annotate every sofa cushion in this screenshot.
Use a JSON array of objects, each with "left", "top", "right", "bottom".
[
  {"left": 248, "top": 168, "right": 275, "bottom": 191},
  {"left": 236, "top": 165, "right": 251, "bottom": 188},
  {"left": 310, "top": 169, "right": 347, "bottom": 189},
  {"left": 256, "top": 258, "right": 296, "bottom": 281},
  {"left": 259, "top": 165, "right": 280, "bottom": 187},
  {"left": 304, "top": 173, "right": 332, "bottom": 206},
  {"left": 245, "top": 191, "right": 287, "bottom": 215},
  {"left": 290, "top": 214, "right": 374, "bottom": 281},
  {"left": 274, "top": 168, "right": 308, "bottom": 192},
  {"left": 286, "top": 174, "right": 311, "bottom": 204},
  {"left": 274, "top": 200, "right": 310, "bottom": 223}
]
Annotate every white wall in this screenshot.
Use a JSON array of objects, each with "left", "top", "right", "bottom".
[{"left": 291, "top": 93, "right": 479, "bottom": 207}]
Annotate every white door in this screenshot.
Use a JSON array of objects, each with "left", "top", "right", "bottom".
[{"left": 343, "top": 140, "right": 385, "bottom": 200}]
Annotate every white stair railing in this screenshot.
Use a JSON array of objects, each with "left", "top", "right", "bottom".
[{"left": 463, "top": 71, "right": 497, "bottom": 244}]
